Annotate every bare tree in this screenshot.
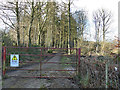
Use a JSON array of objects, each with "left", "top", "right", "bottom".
[
  {"left": 93, "top": 11, "right": 101, "bottom": 54},
  {"left": 74, "top": 10, "right": 87, "bottom": 48},
  {"left": 93, "top": 9, "right": 112, "bottom": 55},
  {"left": 36, "top": 2, "right": 48, "bottom": 46},
  {"left": 0, "top": 1, "right": 25, "bottom": 46},
  {"left": 28, "top": 1, "right": 35, "bottom": 47},
  {"left": 99, "top": 9, "right": 112, "bottom": 42}
]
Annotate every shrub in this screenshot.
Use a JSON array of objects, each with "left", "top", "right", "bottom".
[{"left": 47, "top": 50, "right": 53, "bottom": 53}]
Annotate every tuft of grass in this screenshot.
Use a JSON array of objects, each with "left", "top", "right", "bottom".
[
  {"left": 39, "top": 85, "right": 48, "bottom": 90},
  {"left": 79, "top": 72, "right": 89, "bottom": 88},
  {"left": 2, "top": 75, "right": 9, "bottom": 79},
  {"left": 41, "top": 74, "right": 47, "bottom": 76},
  {"left": 61, "top": 56, "right": 71, "bottom": 67}
]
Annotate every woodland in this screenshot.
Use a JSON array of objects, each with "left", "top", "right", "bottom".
[{"left": 0, "top": 0, "right": 120, "bottom": 88}]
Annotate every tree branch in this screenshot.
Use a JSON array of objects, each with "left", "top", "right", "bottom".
[{"left": 0, "top": 17, "right": 14, "bottom": 29}]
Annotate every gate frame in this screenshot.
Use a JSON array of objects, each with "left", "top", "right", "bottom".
[{"left": 2, "top": 46, "right": 81, "bottom": 79}]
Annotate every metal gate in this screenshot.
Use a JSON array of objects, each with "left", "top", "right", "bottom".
[{"left": 2, "top": 46, "right": 81, "bottom": 79}]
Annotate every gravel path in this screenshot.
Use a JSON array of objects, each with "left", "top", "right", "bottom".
[{"left": 2, "top": 53, "right": 79, "bottom": 88}]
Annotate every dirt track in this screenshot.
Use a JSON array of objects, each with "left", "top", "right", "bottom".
[{"left": 2, "top": 54, "right": 79, "bottom": 88}]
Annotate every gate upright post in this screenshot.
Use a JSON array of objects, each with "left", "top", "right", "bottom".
[
  {"left": 40, "top": 48, "right": 42, "bottom": 78},
  {"left": 3, "top": 47, "right": 6, "bottom": 76},
  {"left": 76, "top": 48, "right": 78, "bottom": 75},
  {"left": 78, "top": 48, "right": 81, "bottom": 75}
]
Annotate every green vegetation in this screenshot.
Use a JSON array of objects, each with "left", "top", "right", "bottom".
[
  {"left": 0, "top": 0, "right": 119, "bottom": 88},
  {"left": 80, "top": 72, "right": 89, "bottom": 88},
  {"left": 2, "top": 75, "right": 9, "bottom": 79},
  {"left": 5, "top": 56, "right": 10, "bottom": 67},
  {"left": 47, "top": 50, "right": 53, "bottom": 53},
  {"left": 60, "top": 56, "right": 71, "bottom": 67},
  {"left": 0, "top": 1, "right": 118, "bottom": 57},
  {"left": 39, "top": 85, "right": 48, "bottom": 90}
]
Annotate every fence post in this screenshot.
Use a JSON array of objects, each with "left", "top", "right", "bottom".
[
  {"left": 105, "top": 62, "right": 108, "bottom": 88},
  {"left": 3, "top": 47, "right": 6, "bottom": 76},
  {"left": 78, "top": 48, "right": 81, "bottom": 75}
]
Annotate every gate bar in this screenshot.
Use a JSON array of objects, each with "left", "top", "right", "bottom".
[
  {"left": 6, "top": 68, "right": 76, "bottom": 71},
  {"left": 7, "top": 61, "right": 77, "bottom": 64},
  {"left": 6, "top": 46, "right": 77, "bottom": 49},
  {"left": 7, "top": 76, "right": 73, "bottom": 79},
  {"left": 7, "top": 54, "right": 75, "bottom": 56},
  {"left": 3, "top": 47, "right": 6, "bottom": 76}
]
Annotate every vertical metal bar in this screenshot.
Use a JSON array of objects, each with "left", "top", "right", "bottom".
[
  {"left": 40, "top": 48, "right": 42, "bottom": 77},
  {"left": 76, "top": 48, "right": 77, "bottom": 75},
  {"left": 3, "top": 47, "right": 6, "bottom": 76},
  {"left": 78, "top": 48, "right": 81, "bottom": 75}
]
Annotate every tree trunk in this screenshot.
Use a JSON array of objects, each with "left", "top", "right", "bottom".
[
  {"left": 68, "top": 0, "right": 70, "bottom": 54},
  {"left": 16, "top": 1, "right": 20, "bottom": 46},
  {"left": 96, "top": 28, "right": 100, "bottom": 54},
  {"left": 28, "top": 21, "right": 33, "bottom": 47},
  {"left": 102, "top": 26, "right": 105, "bottom": 55},
  {"left": 74, "top": 38, "right": 76, "bottom": 48},
  {"left": 59, "top": 31, "right": 61, "bottom": 48},
  {"left": 28, "top": 2, "right": 34, "bottom": 47},
  {"left": 23, "top": 28, "right": 24, "bottom": 46},
  {"left": 38, "top": 34, "right": 40, "bottom": 45}
]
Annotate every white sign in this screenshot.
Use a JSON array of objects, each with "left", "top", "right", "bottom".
[{"left": 10, "top": 54, "right": 19, "bottom": 67}]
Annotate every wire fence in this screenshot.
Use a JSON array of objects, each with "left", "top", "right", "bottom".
[{"left": 79, "top": 57, "right": 118, "bottom": 88}]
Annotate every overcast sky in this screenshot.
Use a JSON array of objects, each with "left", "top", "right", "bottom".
[
  {"left": 69, "top": 0, "right": 119, "bottom": 41},
  {"left": 0, "top": 0, "right": 119, "bottom": 41}
]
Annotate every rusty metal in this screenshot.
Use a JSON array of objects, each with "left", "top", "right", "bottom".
[
  {"left": 76, "top": 48, "right": 78, "bottom": 75},
  {"left": 6, "top": 68, "right": 40, "bottom": 71},
  {"left": 8, "top": 75, "right": 73, "bottom": 79},
  {"left": 78, "top": 48, "right": 81, "bottom": 75},
  {"left": 5, "top": 46, "right": 77, "bottom": 50},
  {"left": 40, "top": 48, "right": 42, "bottom": 77},
  {"left": 3, "top": 47, "right": 6, "bottom": 76},
  {"left": 2, "top": 46, "right": 80, "bottom": 79},
  {"left": 9, "top": 61, "right": 77, "bottom": 64},
  {"left": 6, "top": 68, "right": 76, "bottom": 71},
  {"left": 7, "top": 54, "right": 76, "bottom": 56}
]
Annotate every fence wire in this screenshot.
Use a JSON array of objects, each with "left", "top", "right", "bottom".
[{"left": 79, "top": 57, "right": 118, "bottom": 88}]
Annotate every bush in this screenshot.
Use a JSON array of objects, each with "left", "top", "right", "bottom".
[{"left": 47, "top": 50, "right": 53, "bottom": 53}]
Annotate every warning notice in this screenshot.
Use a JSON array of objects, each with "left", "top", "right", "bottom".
[{"left": 10, "top": 54, "right": 19, "bottom": 67}]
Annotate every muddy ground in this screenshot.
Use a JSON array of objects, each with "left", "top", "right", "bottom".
[{"left": 2, "top": 53, "right": 79, "bottom": 88}]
